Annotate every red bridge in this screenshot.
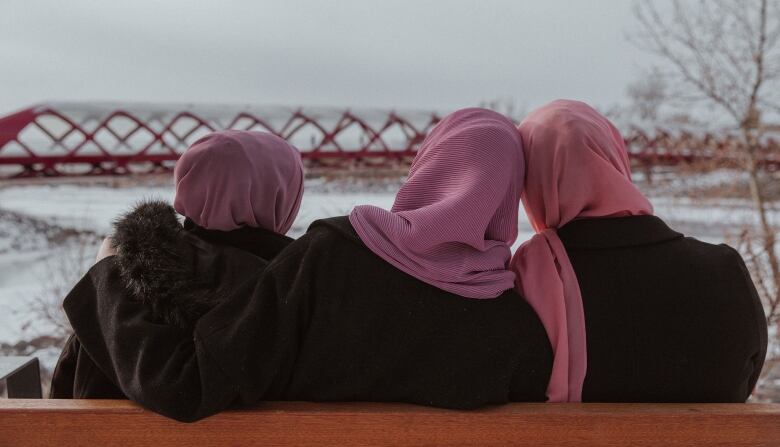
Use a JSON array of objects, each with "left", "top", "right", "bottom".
[{"left": 0, "top": 102, "right": 778, "bottom": 178}]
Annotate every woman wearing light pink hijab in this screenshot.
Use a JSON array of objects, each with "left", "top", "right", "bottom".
[{"left": 512, "top": 99, "right": 767, "bottom": 403}]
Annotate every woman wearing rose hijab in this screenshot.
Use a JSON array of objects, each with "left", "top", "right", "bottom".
[
  {"left": 512, "top": 99, "right": 767, "bottom": 403},
  {"left": 59, "top": 108, "right": 553, "bottom": 422},
  {"left": 50, "top": 130, "right": 305, "bottom": 399}
]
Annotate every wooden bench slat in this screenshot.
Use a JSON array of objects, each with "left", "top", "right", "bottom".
[{"left": 1, "top": 400, "right": 779, "bottom": 446}]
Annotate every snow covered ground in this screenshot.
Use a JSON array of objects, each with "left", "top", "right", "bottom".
[{"left": 0, "top": 173, "right": 777, "bottom": 395}]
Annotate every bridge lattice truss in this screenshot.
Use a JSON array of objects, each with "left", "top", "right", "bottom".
[{"left": 0, "top": 103, "right": 778, "bottom": 178}]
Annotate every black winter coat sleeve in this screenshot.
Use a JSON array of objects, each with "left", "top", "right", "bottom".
[
  {"left": 190, "top": 237, "right": 316, "bottom": 405},
  {"left": 62, "top": 224, "right": 293, "bottom": 421},
  {"left": 62, "top": 227, "right": 315, "bottom": 422},
  {"left": 726, "top": 245, "right": 768, "bottom": 396},
  {"left": 63, "top": 258, "right": 243, "bottom": 421},
  {"left": 64, "top": 219, "right": 551, "bottom": 421},
  {"left": 49, "top": 334, "right": 125, "bottom": 399}
]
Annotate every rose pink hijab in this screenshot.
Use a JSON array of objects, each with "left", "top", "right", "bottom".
[
  {"left": 349, "top": 108, "right": 524, "bottom": 298},
  {"left": 174, "top": 130, "right": 304, "bottom": 234},
  {"left": 511, "top": 100, "right": 653, "bottom": 402}
]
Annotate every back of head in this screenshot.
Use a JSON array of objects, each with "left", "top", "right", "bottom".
[
  {"left": 395, "top": 107, "right": 526, "bottom": 247},
  {"left": 518, "top": 99, "right": 652, "bottom": 231},
  {"left": 173, "top": 130, "right": 304, "bottom": 234},
  {"left": 350, "top": 107, "right": 525, "bottom": 299}
]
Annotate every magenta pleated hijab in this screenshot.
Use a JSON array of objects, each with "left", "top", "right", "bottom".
[
  {"left": 511, "top": 100, "right": 654, "bottom": 402},
  {"left": 349, "top": 108, "right": 524, "bottom": 298},
  {"left": 174, "top": 130, "right": 304, "bottom": 234}
]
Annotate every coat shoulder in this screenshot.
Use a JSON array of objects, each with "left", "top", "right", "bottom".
[
  {"left": 678, "top": 236, "right": 747, "bottom": 271},
  {"left": 266, "top": 215, "right": 360, "bottom": 274},
  {"left": 307, "top": 216, "right": 358, "bottom": 241}
]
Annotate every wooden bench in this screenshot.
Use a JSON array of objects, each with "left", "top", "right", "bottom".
[{"left": 1, "top": 400, "right": 779, "bottom": 446}]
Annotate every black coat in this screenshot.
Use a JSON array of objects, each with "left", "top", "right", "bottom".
[
  {"left": 56, "top": 203, "right": 760, "bottom": 418},
  {"left": 59, "top": 215, "right": 553, "bottom": 421},
  {"left": 558, "top": 215, "right": 768, "bottom": 402},
  {"left": 50, "top": 201, "right": 293, "bottom": 399}
]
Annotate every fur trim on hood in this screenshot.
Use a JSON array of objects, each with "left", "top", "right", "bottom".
[{"left": 111, "top": 200, "right": 220, "bottom": 328}]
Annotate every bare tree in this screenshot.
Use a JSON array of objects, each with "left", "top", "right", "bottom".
[
  {"left": 632, "top": 0, "right": 780, "bottom": 400},
  {"left": 626, "top": 68, "right": 668, "bottom": 123}
]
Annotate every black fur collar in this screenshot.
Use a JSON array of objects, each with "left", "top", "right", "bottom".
[{"left": 110, "top": 200, "right": 292, "bottom": 328}]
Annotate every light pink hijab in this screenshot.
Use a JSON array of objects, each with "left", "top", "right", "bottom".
[
  {"left": 349, "top": 108, "right": 524, "bottom": 298},
  {"left": 511, "top": 100, "right": 653, "bottom": 402},
  {"left": 174, "top": 130, "right": 304, "bottom": 233}
]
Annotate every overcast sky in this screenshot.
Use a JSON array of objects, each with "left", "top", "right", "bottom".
[{"left": 0, "top": 0, "right": 654, "bottom": 116}]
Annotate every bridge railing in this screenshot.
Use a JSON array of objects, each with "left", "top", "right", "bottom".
[{"left": 1, "top": 103, "right": 778, "bottom": 178}]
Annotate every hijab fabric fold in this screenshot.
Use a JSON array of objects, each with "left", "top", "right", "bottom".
[
  {"left": 174, "top": 130, "right": 304, "bottom": 233},
  {"left": 511, "top": 100, "right": 654, "bottom": 402},
  {"left": 350, "top": 108, "right": 525, "bottom": 298}
]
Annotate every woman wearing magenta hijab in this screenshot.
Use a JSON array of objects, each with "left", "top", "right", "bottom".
[
  {"left": 60, "top": 108, "right": 553, "bottom": 422},
  {"left": 50, "top": 130, "right": 304, "bottom": 399},
  {"left": 511, "top": 99, "right": 767, "bottom": 403}
]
